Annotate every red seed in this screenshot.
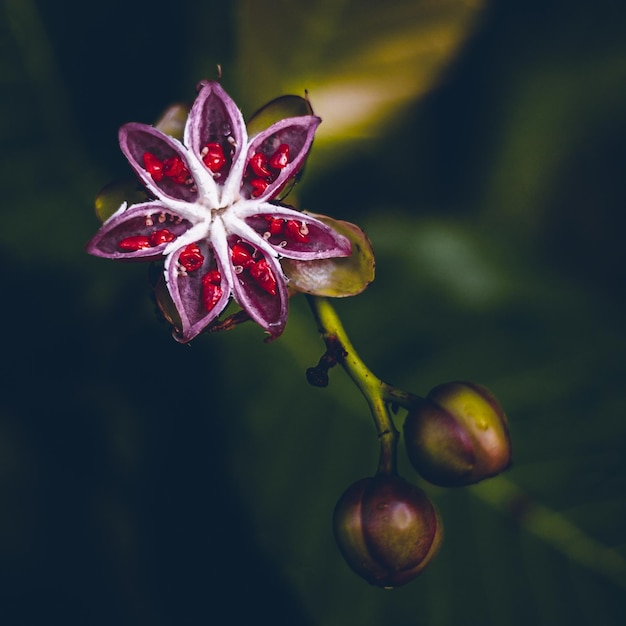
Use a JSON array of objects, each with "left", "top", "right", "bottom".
[
  {"left": 202, "top": 283, "right": 223, "bottom": 311},
  {"left": 250, "top": 178, "right": 269, "bottom": 197},
  {"left": 179, "top": 243, "right": 204, "bottom": 272},
  {"left": 266, "top": 217, "right": 285, "bottom": 235},
  {"left": 163, "top": 156, "right": 190, "bottom": 184},
  {"left": 202, "top": 269, "right": 222, "bottom": 286},
  {"left": 249, "top": 258, "right": 277, "bottom": 296},
  {"left": 269, "top": 144, "right": 290, "bottom": 169},
  {"left": 231, "top": 242, "right": 254, "bottom": 267},
  {"left": 285, "top": 219, "right": 310, "bottom": 243},
  {"left": 202, "top": 142, "right": 227, "bottom": 172},
  {"left": 249, "top": 152, "right": 272, "bottom": 177},
  {"left": 143, "top": 152, "right": 164, "bottom": 181},
  {"left": 149, "top": 229, "right": 176, "bottom": 246},
  {"left": 118, "top": 235, "right": 151, "bottom": 251}
]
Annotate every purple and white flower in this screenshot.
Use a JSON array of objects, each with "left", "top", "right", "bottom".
[{"left": 87, "top": 80, "right": 351, "bottom": 342}]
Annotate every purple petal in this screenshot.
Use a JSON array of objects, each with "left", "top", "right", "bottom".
[
  {"left": 226, "top": 236, "right": 288, "bottom": 337},
  {"left": 245, "top": 209, "right": 352, "bottom": 260},
  {"left": 241, "top": 116, "right": 320, "bottom": 201},
  {"left": 166, "top": 240, "right": 231, "bottom": 342},
  {"left": 119, "top": 123, "right": 198, "bottom": 202},
  {"left": 86, "top": 202, "right": 193, "bottom": 260},
  {"left": 185, "top": 81, "right": 246, "bottom": 184}
]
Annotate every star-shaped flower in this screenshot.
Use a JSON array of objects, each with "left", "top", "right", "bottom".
[{"left": 87, "top": 80, "right": 352, "bottom": 342}]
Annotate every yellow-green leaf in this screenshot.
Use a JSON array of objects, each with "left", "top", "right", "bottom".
[
  {"left": 234, "top": 0, "right": 485, "bottom": 150},
  {"left": 282, "top": 213, "right": 375, "bottom": 297}
]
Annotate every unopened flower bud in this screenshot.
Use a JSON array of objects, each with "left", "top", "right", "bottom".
[
  {"left": 333, "top": 475, "right": 443, "bottom": 588},
  {"left": 403, "top": 381, "right": 512, "bottom": 487}
]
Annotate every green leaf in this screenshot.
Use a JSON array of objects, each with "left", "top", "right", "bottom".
[
  {"left": 246, "top": 94, "right": 314, "bottom": 136},
  {"left": 282, "top": 213, "right": 375, "bottom": 297},
  {"left": 94, "top": 179, "right": 149, "bottom": 223},
  {"left": 154, "top": 102, "right": 190, "bottom": 140},
  {"left": 234, "top": 0, "right": 485, "bottom": 150}
]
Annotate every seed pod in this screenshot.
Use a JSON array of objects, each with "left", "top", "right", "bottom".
[
  {"left": 404, "top": 381, "right": 512, "bottom": 487},
  {"left": 333, "top": 475, "right": 442, "bottom": 588}
]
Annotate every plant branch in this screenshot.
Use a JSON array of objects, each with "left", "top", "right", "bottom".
[{"left": 306, "top": 295, "right": 401, "bottom": 475}]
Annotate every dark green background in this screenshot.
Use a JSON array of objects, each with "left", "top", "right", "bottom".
[{"left": 1, "top": 0, "right": 625, "bottom": 624}]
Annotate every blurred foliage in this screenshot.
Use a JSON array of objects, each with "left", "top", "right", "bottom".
[{"left": 1, "top": 0, "right": 626, "bottom": 625}]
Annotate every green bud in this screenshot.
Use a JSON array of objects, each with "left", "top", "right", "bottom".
[
  {"left": 403, "top": 381, "right": 512, "bottom": 487},
  {"left": 333, "top": 475, "right": 443, "bottom": 589}
]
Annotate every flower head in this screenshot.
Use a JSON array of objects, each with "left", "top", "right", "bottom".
[{"left": 87, "top": 80, "right": 351, "bottom": 341}]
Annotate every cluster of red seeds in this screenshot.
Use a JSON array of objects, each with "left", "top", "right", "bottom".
[
  {"left": 177, "top": 244, "right": 223, "bottom": 312},
  {"left": 176, "top": 240, "right": 276, "bottom": 310},
  {"left": 142, "top": 141, "right": 291, "bottom": 199},
  {"left": 144, "top": 143, "right": 231, "bottom": 185},
  {"left": 143, "top": 153, "right": 191, "bottom": 184},
  {"left": 117, "top": 228, "right": 176, "bottom": 252},
  {"left": 201, "top": 269, "right": 223, "bottom": 311},
  {"left": 231, "top": 241, "right": 278, "bottom": 296},
  {"left": 263, "top": 215, "right": 310, "bottom": 243},
  {"left": 246, "top": 143, "right": 290, "bottom": 197}
]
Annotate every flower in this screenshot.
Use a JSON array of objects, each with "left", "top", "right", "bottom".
[{"left": 87, "top": 80, "right": 352, "bottom": 342}]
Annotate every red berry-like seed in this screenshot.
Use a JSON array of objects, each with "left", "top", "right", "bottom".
[
  {"left": 179, "top": 243, "right": 204, "bottom": 272},
  {"left": 250, "top": 178, "right": 269, "bottom": 197},
  {"left": 149, "top": 229, "right": 176, "bottom": 246},
  {"left": 266, "top": 217, "right": 285, "bottom": 235},
  {"left": 203, "top": 142, "right": 227, "bottom": 172},
  {"left": 118, "top": 235, "right": 152, "bottom": 251},
  {"left": 202, "top": 269, "right": 222, "bottom": 286},
  {"left": 202, "top": 283, "right": 223, "bottom": 311},
  {"left": 249, "top": 152, "right": 272, "bottom": 177},
  {"left": 269, "top": 144, "right": 290, "bottom": 169},
  {"left": 231, "top": 242, "right": 254, "bottom": 267},
  {"left": 163, "top": 156, "right": 190, "bottom": 184},
  {"left": 249, "top": 258, "right": 277, "bottom": 296},
  {"left": 143, "top": 152, "right": 164, "bottom": 181},
  {"left": 285, "top": 219, "right": 310, "bottom": 243}
]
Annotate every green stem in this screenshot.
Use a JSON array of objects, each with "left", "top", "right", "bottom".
[
  {"left": 306, "top": 295, "right": 402, "bottom": 476},
  {"left": 381, "top": 384, "right": 423, "bottom": 410}
]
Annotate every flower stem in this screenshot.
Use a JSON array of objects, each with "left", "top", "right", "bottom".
[{"left": 306, "top": 295, "right": 404, "bottom": 476}]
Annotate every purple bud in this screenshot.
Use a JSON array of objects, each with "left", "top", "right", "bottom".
[
  {"left": 333, "top": 475, "right": 443, "bottom": 588},
  {"left": 403, "top": 381, "right": 512, "bottom": 487}
]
